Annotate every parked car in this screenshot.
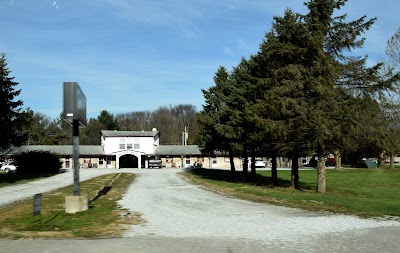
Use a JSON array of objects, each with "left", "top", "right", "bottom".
[
  {"left": 0, "top": 162, "right": 17, "bottom": 173},
  {"left": 148, "top": 156, "right": 162, "bottom": 169},
  {"left": 254, "top": 157, "right": 266, "bottom": 168}
]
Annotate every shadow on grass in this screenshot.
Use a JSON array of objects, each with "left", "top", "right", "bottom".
[
  {"left": 189, "top": 168, "right": 315, "bottom": 190},
  {"left": 89, "top": 186, "right": 112, "bottom": 204}
]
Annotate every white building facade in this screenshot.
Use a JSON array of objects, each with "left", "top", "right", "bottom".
[{"left": 101, "top": 129, "right": 160, "bottom": 169}]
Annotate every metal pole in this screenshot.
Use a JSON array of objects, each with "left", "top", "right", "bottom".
[{"left": 73, "top": 119, "right": 80, "bottom": 196}]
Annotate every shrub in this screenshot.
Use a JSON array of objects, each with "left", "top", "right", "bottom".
[{"left": 13, "top": 150, "right": 62, "bottom": 175}]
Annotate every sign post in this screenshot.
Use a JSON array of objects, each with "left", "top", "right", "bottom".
[
  {"left": 33, "top": 193, "right": 42, "bottom": 215},
  {"left": 72, "top": 119, "right": 80, "bottom": 195},
  {"left": 32, "top": 193, "right": 42, "bottom": 223},
  {"left": 63, "top": 82, "right": 88, "bottom": 213}
]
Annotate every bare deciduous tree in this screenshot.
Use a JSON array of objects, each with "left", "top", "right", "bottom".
[{"left": 386, "top": 27, "right": 400, "bottom": 67}]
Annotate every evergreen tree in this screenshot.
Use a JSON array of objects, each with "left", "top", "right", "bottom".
[
  {"left": 252, "top": 9, "right": 309, "bottom": 188},
  {"left": 301, "top": 0, "right": 398, "bottom": 192},
  {"left": 251, "top": 0, "right": 395, "bottom": 192},
  {"left": 98, "top": 110, "right": 119, "bottom": 130},
  {"left": 224, "top": 58, "right": 260, "bottom": 181},
  {"left": 197, "top": 66, "right": 230, "bottom": 154},
  {"left": 0, "top": 53, "right": 25, "bottom": 150},
  {"left": 197, "top": 66, "right": 240, "bottom": 176}
]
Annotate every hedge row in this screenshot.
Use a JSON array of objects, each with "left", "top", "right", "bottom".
[{"left": 13, "top": 151, "right": 62, "bottom": 175}]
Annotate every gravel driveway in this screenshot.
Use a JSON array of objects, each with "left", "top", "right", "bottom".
[
  {"left": 1, "top": 168, "right": 400, "bottom": 252},
  {"left": 119, "top": 169, "right": 400, "bottom": 252}
]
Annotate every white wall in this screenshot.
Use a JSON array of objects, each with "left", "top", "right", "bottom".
[{"left": 103, "top": 136, "right": 157, "bottom": 155}]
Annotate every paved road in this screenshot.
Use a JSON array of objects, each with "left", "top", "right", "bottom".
[{"left": 1, "top": 168, "right": 400, "bottom": 253}]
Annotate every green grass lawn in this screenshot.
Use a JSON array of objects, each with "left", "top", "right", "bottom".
[{"left": 183, "top": 168, "right": 400, "bottom": 218}]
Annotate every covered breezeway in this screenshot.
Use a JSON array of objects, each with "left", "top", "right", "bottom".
[
  {"left": 114, "top": 150, "right": 144, "bottom": 169},
  {"left": 119, "top": 154, "right": 138, "bottom": 168}
]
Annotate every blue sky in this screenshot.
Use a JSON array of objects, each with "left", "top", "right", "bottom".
[{"left": 1, "top": 0, "right": 399, "bottom": 119}]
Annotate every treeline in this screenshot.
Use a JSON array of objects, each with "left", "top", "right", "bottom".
[
  {"left": 196, "top": 0, "right": 400, "bottom": 193},
  {"left": 13, "top": 105, "right": 199, "bottom": 146},
  {"left": 116, "top": 104, "right": 199, "bottom": 145}
]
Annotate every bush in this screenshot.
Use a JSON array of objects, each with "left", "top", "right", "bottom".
[{"left": 13, "top": 151, "right": 62, "bottom": 175}]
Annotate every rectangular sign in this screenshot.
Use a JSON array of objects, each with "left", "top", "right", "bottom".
[
  {"left": 63, "top": 82, "right": 87, "bottom": 126},
  {"left": 33, "top": 193, "right": 42, "bottom": 216}
]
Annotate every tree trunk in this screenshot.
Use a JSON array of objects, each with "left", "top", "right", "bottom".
[
  {"left": 316, "top": 152, "right": 326, "bottom": 193},
  {"left": 378, "top": 152, "right": 385, "bottom": 168},
  {"left": 229, "top": 149, "right": 236, "bottom": 180},
  {"left": 250, "top": 148, "right": 256, "bottom": 182},
  {"left": 333, "top": 149, "right": 342, "bottom": 171},
  {"left": 271, "top": 152, "right": 278, "bottom": 186},
  {"left": 390, "top": 153, "right": 395, "bottom": 170},
  {"left": 291, "top": 153, "right": 300, "bottom": 190},
  {"left": 242, "top": 151, "right": 248, "bottom": 182}
]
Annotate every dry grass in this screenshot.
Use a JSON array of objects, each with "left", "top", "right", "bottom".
[{"left": 0, "top": 173, "right": 144, "bottom": 239}]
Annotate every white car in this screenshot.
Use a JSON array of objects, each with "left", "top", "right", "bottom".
[
  {"left": 0, "top": 162, "right": 17, "bottom": 173},
  {"left": 254, "top": 158, "right": 266, "bottom": 168}
]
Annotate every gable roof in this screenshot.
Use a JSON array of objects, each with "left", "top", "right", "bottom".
[
  {"left": 101, "top": 130, "right": 159, "bottom": 138},
  {"left": 155, "top": 145, "right": 201, "bottom": 155},
  {"left": 4, "top": 145, "right": 104, "bottom": 156}
]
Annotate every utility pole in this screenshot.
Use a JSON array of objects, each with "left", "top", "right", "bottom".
[
  {"left": 182, "top": 126, "right": 188, "bottom": 145},
  {"left": 185, "top": 126, "right": 188, "bottom": 145}
]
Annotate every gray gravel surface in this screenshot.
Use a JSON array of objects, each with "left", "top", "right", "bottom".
[
  {"left": 119, "top": 169, "right": 400, "bottom": 252},
  {"left": 1, "top": 168, "right": 400, "bottom": 252}
]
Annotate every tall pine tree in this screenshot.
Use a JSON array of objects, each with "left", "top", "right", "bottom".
[{"left": 0, "top": 53, "right": 25, "bottom": 150}]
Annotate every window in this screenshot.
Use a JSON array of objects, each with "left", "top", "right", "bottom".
[
  {"left": 119, "top": 138, "right": 125, "bottom": 149},
  {"left": 185, "top": 156, "right": 191, "bottom": 164},
  {"left": 134, "top": 138, "right": 140, "bottom": 149},
  {"left": 166, "top": 158, "right": 172, "bottom": 163},
  {"left": 212, "top": 157, "right": 217, "bottom": 164},
  {"left": 99, "top": 157, "right": 104, "bottom": 165},
  {"left": 65, "top": 157, "right": 70, "bottom": 168},
  {"left": 127, "top": 138, "right": 133, "bottom": 149}
]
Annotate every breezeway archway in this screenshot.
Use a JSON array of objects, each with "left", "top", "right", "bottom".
[
  {"left": 119, "top": 154, "right": 138, "bottom": 168},
  {"left": 114, "top": 150, "right": 144, "bottom": 169}
]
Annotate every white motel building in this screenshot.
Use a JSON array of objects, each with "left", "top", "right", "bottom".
[{"left": 5, "top": 129, "right": 207, "bottom": 169}]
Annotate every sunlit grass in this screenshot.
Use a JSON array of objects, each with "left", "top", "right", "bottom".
[{"left": 183, "top": 168, "right": 400, "bottom": 218}]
